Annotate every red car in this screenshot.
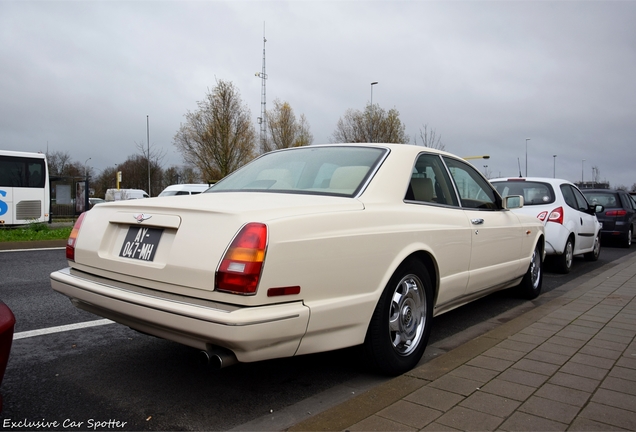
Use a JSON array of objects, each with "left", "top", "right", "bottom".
[{"left": 0, "top": 301, "right": 15, "bottom": 412}]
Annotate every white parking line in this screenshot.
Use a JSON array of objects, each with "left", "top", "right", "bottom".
[{"left": 13, "top": 319, "right": 114, "bottom": 340}]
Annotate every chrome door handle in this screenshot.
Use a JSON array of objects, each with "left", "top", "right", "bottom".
[{"left": 471, "top": 218, "right": 484, "bottom": 225}]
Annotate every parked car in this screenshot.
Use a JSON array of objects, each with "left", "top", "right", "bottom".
[
  {"left": 0, "top": 301, "right": 15, "bottom": 412},
  {"left": 88, "top": 197, "right": 105, "bottom": 208},
  {"left": 51, "top": 144, "right": 544, "bottom": 375},
  {"left": 104, "top": 188, "right": 149, "bottom": 201},
  {"left": 582, "top": 189, "right": 635, "bottom": 248},
  {"left": 158, "top": 184, "right": 211, "bottom": 197},
  {"left": 491, "top": 177, "right": 603, "bottom": 274}
]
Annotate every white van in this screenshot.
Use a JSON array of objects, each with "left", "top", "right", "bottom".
[
  {"left": 158, "top": 184, "right": 210, "bottom": 197},
  {"left": 105, "top": 189, "right": 149, "bottom": 201}
]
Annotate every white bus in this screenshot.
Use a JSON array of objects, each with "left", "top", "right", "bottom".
[{"left": 0, "top": 150, "right": 50, "bottom": 225}]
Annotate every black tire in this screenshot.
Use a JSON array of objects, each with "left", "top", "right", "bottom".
[
  {"left": 364, "top": 258, "right": 433, "bottom": 376},
  {"left": 584, "top": 233, "right": 601, "bottom": 261},
  {"left": 517, "top": 243, "right": 543, "bottom": 299},
  {"left": 555, "top": 237, "right": 574, "bottom": 274},
  {"left": 621, "top": 227, "right": 632, "bottom": 248}
]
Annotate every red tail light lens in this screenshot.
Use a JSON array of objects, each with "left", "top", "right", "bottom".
[
  {"left": 66, "top": 212, "right": 87, "bottom": 261},
  {"left": 606, "top": 210, "right": 627, "bottom": 217},
  {"left": 216, "top": 223, "right": 267, "bottom": 295},
  {"left": 547, "top": 206, "right": 564, "bottom": 225},
  {"left": 537, "top": 211, "right": 548, "bottom": 221}
]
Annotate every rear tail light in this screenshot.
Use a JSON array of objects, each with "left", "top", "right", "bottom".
[
  {"left": 537, "top": 211, "right": 548, "bottom": 221},
  {"left": 547, "top": 206, "right": 564, "bottom": 225},
  {"left": 606, "top": 210, "right": 627, "bottom": 217},
  {"left": 216, "top": 223, "right": 267, "bottom": 295},
  {"left": 66, "top": 212, "right": 87, "bottom": 261}
]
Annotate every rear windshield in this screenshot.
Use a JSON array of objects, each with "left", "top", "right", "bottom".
[
  {"left": 492, "top": 180, "right": 556, "bottom": 206},
  {"left": 207, "top": 146, "right": 387, "bottom": 197},
  {"left": 582, "top": 191, "right": 620, "bottom": 208}
]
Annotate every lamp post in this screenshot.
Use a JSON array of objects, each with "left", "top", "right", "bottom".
[
  {"left": 84, "top": 157, "right": 91, "bottom": 178},
  {"left": 370, "top": 82, "right": 378, "bottom": 142},
  {"left": 525, "top": 138, "right": 530, "bottom": 177},
  {"left": 582, "top": 159, "right": 585, "bottom": 183},
  {"left": 553, "top": 155, "right": 557, "bottom": 178}
]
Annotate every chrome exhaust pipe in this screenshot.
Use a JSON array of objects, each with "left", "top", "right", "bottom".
[{"left": 200, "top": 347, "right": 238, "bottom": 369}]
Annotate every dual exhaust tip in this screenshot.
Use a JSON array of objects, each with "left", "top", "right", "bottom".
[{"left": 199, "top": 347, "right": 237, "bottom": 369}]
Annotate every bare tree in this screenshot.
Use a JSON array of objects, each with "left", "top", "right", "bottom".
[
  {"left": 46, "top": 150, "right": 73, "bottom": 176},
  {"left": 330, "top": 103, "right": 409, "bottom": 144},
  {"left": 264, "top": 99, "right": 313, "bottom": 152},
  {"left": 173, "top": 80, "right": 256, "bottom": 182},
  {"left": 414, "top": 124, "right": 445, "bottom": 151}
]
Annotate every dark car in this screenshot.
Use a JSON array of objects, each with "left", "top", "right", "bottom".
[
  {"left": 582, "top": 189, "right": 636, "bottom": 248},
  {"left": 0, "top": 301, "right": 15, "bottom": 412}
]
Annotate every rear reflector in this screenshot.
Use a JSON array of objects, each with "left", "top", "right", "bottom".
[
  {"left": 267, "top": 286, "right": 301, "bottom": 297},
  {"left": 216, "top": 223, "right": 267, "bottom": 295}
]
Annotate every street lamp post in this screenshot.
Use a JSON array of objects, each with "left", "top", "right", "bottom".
[
  {"left": 84, "top": 157, "right": 91, "bottom": 178},
  {"left": 582, "top": 159, "right": 585, "bottom": 183},
  {"left": 525, "top": 138, "right": 530, "bottom": 177},
  {"left": 553, "top": 155, "right": 557, "bottom": 178},
  {"left": 370, "top": 82, "right": 378, "bottom": 142}
]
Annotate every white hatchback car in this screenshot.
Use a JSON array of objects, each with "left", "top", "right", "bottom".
[{"left": 491, "top": 177, "right": 602, "bottom": 273}]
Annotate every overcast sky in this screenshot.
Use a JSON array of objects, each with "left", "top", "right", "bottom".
[{"left": 2, "top": 0, "right": 635, "bottom": 189}]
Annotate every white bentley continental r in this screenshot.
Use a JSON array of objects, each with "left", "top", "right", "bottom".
[{"left": 51, "top": 144, "right": 544, "bottom": 375}]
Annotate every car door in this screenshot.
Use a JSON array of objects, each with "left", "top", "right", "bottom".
[
  {"left": 442, "top": 157, "right": 524, "bottom": 295},
  {"left": 561, "top": 184, "right": 596, "bottom": 253}
]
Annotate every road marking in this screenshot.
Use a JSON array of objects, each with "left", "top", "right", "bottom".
[{"left": 13, "top": 319, "right": 114, "bottom": 340}]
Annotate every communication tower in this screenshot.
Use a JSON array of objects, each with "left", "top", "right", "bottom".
[{"left": 255, "top": 25, "right": 268, "bottom": 153}]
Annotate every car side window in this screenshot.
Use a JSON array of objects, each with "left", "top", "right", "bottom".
[
  {"left": 572, "top": 187, "right": 591, "bottom": 211},
  {"left": 405, "top": 153, "right": 459, "bottom": 207},
  {"left": 560, "top": 185, "right": 578, "bottom": 210},
  {"left": 443, "top": 157, "right": 501, "bottom": 210}
]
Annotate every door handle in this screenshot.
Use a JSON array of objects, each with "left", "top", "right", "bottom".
[{"left": 471, "top": 218, "right": 484, "bottom": 225}]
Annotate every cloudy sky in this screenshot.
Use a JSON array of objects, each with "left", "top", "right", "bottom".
[{"left": 2, "top": 0, "right": 635, "bottom": 189}]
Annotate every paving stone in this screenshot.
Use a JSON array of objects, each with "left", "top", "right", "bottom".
[
  {"left": 458, "top": 390, "right": 520, "bottom": 418},
  {"left": 435, "top": 405, "right": 503, "bottom": 431},
  {"left": 479, "top": 378, "right": 535, "bottom": 402},
  {"left": 548, "top": 372, "right": 600, "bottom": 393},
  {"left": 404, "top": 386, "right": 464, "bottom": 411},
  {"left": 565, "top": 324, "right": 602, "bottom": 335},
  {"left": 496, "top": 339, "right": 537, "bottom": 354},
  {"left": 497, "top": 368, "right": 549, "bottom": 388},
  {"left": 570, "top": 352, "right": 616, "bottom": 369},
  {"left": 595, "top": 330, "right": 634, "bottom": 345},
  {"left": 347, "top": 414, "right": 416, "bottom": 431},
  {"left": 579, "top": 402, "right": 636, "bottom": 430},
  {"left": 528, "top": 321, "right": 564, "bottom": 334},
  {"left": 420, "top": 421, "right": 462, "bottom": 431},
  {"left": 547, "top": 335, "right": 587, "bottom": 349},
  {"left": 533, "top": 383, "right": 591, "bottom": 407},
  {"left": 616, "top": 356, "right": 636, "bottom": 370},
  {"left": 511, "top": 358, "right": 560, "bottom": 376},
  {"left": 377, "top": 400, "right": 441, "bottom": 429},
  {"left": 559, "top": 360, "right": 610, "bottom": 381},
  {"left": 568, "top": 417, "right": 630, "bottom": 431},
  {"left": 465, "top": 355, "right": 513, "bottom": 372},
  {"left": 535, "top": 341, "right": 579, "bottom": 357},
  {"left": 481, "top": 346, "right": 526, "bottom": 362},
  {"left": 587, "top": 337, "right": 629, "bottom": 352},
  {"left": 498, "top": 411, "right": 567, "bottom": 431},
  {"left": 591, "top": 388, "right": 636, "bottom": 413},
  {"left": 601, "top": 376, "right": 636, "bottom": 396},
  {"left": 508, "top": 332, "right": 548, "bottom": 345},
  {"left": 428, "top": 374, "right": 482, "bottom": 397},
  {"left": 578, "top": 344, "right": 622, "bottom": 360},
  {"left": 601, "top": 326, "right": 636, "bottom": 338},
  {"left": 608, "top": 365, "right": 636, "bottom": 382},
  {"left": 524, "top": 348, "right": 570, "bottom": 366},
  {"left": 571, "top": 319, "right": 604, "bottom": 330},
  {"left": 518, "top": 395, "right": 580, "bottom": 424},
  {"left": 448, "top": 364, "right": 500, "bottom": 383}
]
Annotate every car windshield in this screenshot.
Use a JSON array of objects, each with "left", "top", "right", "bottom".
[
  {"left": 492, "top": 180, "right": 556, "bottom": 205},
  {"left": 582, "top": 191, "right": 619, "bottom": 208},
  {"left": 207, "top": 146, "right": 387, "bottom": 197}
]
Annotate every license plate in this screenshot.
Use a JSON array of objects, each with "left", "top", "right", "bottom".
[{"left": 119, "top": 226, "right": 163, "bottom": 262}]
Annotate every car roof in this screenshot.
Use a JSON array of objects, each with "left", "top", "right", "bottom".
[{"left": 490, "top": 177, "right": 576, "bottom": 187}]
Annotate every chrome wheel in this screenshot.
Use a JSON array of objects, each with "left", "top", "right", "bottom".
[
  {"left": 388, "top": 274, "right": 426, "bottom": 356},
  {"left": 518, "top": 243, "right": 543, "bottom": 299},
  {"left": 529, "top": 248, "right": 541, "bottom": 290}
]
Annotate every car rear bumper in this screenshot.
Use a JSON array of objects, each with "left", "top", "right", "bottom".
[{"left": 50, "top": 268, "right": 310, "bottom": 363}]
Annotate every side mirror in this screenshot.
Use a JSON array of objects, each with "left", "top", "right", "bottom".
[
  {"left": 503, "top": 195, "right": 524, "bottom": 209},
  {"left": 594, "top": 204, "right": 604, "bottom": 214}
]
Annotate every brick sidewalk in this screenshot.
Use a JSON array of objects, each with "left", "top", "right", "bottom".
[{"left": 290, "top": 253, "right": 636, "bottom": 431}]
